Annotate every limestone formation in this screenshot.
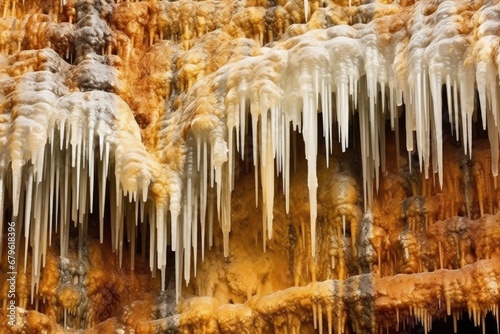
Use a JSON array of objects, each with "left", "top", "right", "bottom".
[{"left": 1, "top": 0, "right": 500, "bottom": 333}]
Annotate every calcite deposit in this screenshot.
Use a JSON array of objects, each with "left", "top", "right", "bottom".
[{"left": 1, "top": 0, "right": 500, "bottom": 333}]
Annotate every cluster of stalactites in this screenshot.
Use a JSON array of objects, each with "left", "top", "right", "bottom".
[
  {"left": 0, "top": 59, "right": 166, "bottom": 303},
  {"left": 178, "top": 0, "right": 500, "bottom": 282},
  {"left": 3, "top": 0, "right": 500, "bottom": 306}
]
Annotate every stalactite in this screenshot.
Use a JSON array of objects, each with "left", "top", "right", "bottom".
[{"left": 3, "top": 0, "right": 500, "bottom": 333}]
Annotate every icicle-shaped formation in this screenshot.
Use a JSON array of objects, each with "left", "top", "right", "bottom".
[
  {"left": 473, "top": 2, "right": 500, "bottom": 178},
  {"left": 287, "top": 38, "right": 331, "bottom": 256},
  {"left": 176, "top": 0, "right": 500, "bottom": 272},
  {"left": 4, "top": 0, "right": 500, "bottom": 304},
  {"left": 0, "top": 60, "right": 163, "bottom": 295}
]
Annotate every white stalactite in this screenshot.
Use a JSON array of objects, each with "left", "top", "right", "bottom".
[{"left": 4, "top": 0, "right": 500, "bottom": 304}]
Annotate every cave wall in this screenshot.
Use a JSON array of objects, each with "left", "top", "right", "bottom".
[{"left": 1, "top": 0, "right": 500, "bottom": 333}]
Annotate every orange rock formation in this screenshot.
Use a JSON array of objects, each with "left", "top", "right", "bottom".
[{"left": 1, "top": 0, "right": 500, "bottom": 333}]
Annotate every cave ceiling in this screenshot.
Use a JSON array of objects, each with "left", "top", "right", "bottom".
[{"left": 2, "top": 0, "right": 500, "bottom": 333}]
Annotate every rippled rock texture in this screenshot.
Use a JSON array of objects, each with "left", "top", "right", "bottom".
[{"left": 2, "top": 0, "right": 500, "bottom": 333}]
